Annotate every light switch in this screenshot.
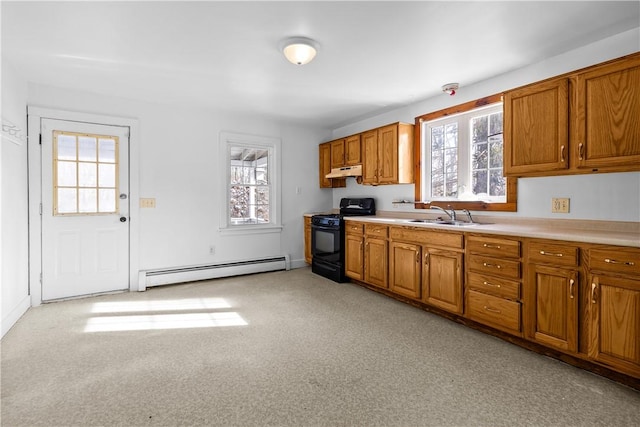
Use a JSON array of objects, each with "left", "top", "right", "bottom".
[{"left": 140, "top": 198, "right": 156, "bottom": 208}]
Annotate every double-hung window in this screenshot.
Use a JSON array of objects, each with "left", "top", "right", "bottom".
[
  {"left": 220, "top": 132, "right": 281, "bottom": 233},
  {"left": 415, "top": 94, "right": 516, "bottom": 211}
]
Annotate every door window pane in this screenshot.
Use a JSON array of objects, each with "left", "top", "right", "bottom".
[{"left": 54, "top": 131, "right": 119, "bottom": 215}]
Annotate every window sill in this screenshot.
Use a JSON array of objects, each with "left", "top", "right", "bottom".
[{"left": 218, "top": 224, "right": 283, "bottom": 236}]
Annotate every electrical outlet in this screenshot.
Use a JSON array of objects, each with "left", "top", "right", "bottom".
[
  {"left": 209, "top": 245, "right": 216, "bottom": 255},
  {"left": 551, "top": 198, "right": 570, "bottom": 213},
  {"left": 140, "top": 198, "right": 156, "bottom": 208}
]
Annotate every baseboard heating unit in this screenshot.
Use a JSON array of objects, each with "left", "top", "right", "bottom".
[{"left": 139, "top": 255, "right": 290, "bottom": 290}]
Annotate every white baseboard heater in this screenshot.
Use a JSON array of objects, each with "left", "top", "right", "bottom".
[{"left": 139, "top": 255, "right": 290, "bottom": 290}]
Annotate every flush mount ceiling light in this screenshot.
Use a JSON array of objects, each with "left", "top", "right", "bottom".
[
  {"left": 442, "top": 83, "right": 459, "bottom": 96},
  {"left": 280, "top": 37, "right": 319, "bottom": 65}
]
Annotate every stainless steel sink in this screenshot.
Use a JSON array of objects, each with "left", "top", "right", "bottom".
[{"left": 407, "top": 219, "right": 478, "bottom": 226}]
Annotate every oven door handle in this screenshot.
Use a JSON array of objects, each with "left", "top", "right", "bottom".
[{"left": 311, "top": 224, "right": 340, "bottom": 232}]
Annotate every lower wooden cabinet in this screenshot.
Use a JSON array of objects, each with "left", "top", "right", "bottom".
[
  {"left": 423, "top": 248, "right": 463, "bottom": 314},
  {"left": 467, "top": 289, "right": 521, "bottom": 334},
  {"left": 527, "top": 264, "right": 578, "bottom": 352},
  {"left": 345, "top": 225, "right": 364, "bottom": 280},
  {"left": 304, "top": 216, "right": 312, "bottom": 264},
  {"left": 389, "top": 242, "right": 421, "bottom": 299},
  {"left": 365, "top": 237, "right": 388, "bottom": 289},
  {"left": 588, "top": 274, "right": 640, "bottom": 377}
]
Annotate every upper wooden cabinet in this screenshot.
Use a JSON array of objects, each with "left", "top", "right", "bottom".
[
  {"left": 345, "top": 134, "right": 362, "bottom": 166},
  {"left": 504, "top": 52, "right": 640, "bottom": 177},
  {"left": 330, "top": 138, "right": 345, "bottom": 169},
  {"left": 572, "top": 55, "right": 640, "bottom": 170},
  {"left": 319, "top": 142, "right": 346, "bottom": 188},
  {"left": 504, "top": 78, "right": 569, "bottom": 175},
  {"left": 362, "top": 123, "right": 414, "bottom": 185}
]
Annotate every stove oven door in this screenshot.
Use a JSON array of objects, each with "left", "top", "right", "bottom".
[{"left": 311, "top": 222, "right": 345, "bottom": 282}]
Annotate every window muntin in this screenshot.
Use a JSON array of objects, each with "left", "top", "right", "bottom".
[
  {"left": 229, "top": 146, "right": 271, "bottom": 225},
  {"left": 53, "top": 131, "right": 119, "bottom": 215},
  {"left": 422, "top": 103, "right": 505, "bottom": 203}
]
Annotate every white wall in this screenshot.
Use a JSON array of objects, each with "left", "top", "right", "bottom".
[
  {"left": 331, "top": 28, "right": 640, "bottom": 223},
  {"left": 27, "top": 84, "right": 332, "bottom": 277},
  {"left": 1, "top": 60, "right": 30, "bottom": 337}
]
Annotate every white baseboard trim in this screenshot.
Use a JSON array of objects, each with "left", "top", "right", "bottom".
[
  {"left": 1, "top": 295, "right": 31, "bottom": 338},
  {"left": 289, "top": 259, "right": 310, "bottom": 270}
]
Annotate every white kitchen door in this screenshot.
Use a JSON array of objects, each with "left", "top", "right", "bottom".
[{"left": 41, "top": 118, "right": 130, "bottom": 301}]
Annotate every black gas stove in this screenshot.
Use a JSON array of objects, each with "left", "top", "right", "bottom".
[{"left": 311, "top": 198, "right": 376, "bottom": 282}]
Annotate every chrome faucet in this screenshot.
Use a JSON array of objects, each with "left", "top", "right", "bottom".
[
  {"left": 430, "top": 205, "right": 456, "bottom": 221},
  {"left": 462, "top": 209, "right": 474, "bottom": 223}
]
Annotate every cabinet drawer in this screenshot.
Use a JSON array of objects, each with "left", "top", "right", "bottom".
[
  {"left": 467, "top": 272, "right": 520, "bottom": 300},
  {"left": 528, "top": 241, "right": 579, "bottom": 266},
  {"left": 467, "top": 235, "right": 521, "bottom": 259},
  {"left": 589, "top": 247, "right": 640, "bottom": 276},
  {"left": 390, "top": 227, "right": 463, "bottom": 249},
  {"left": 468, "top": 255, "right": 521, "bottom": 279},
  {"left": 345, "top": 222, "right": 364, "bottom": 234},
  {"left": 467, "top": 290, "right": 521, "bottom": 334},
  {"left": 365, "top": 224, "right": 388, "bottom": 238}
]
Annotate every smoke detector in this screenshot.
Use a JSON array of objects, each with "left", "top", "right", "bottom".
[{"left": 442, "top": 83, "right": 459, "bottom": 96}]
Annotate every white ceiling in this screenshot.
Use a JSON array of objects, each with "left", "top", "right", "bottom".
[{"left": 2, "top": 1, "right": 639, "bottom": 129}]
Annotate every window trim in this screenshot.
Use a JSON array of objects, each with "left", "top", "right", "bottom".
[
  {"left": 219, "top": 131, "right": 282, "bottom": 234},
  {"left": 414, "top": 93, "right": 517, "bottom": 212}
]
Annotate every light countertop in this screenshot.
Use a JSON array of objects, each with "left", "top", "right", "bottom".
[{"left": 342, "top": 214, "right": 640, "bottom": 248}]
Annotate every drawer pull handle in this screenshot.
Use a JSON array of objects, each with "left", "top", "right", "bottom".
[
  {"left": 578, "top": 143, "right": 584, "bottom": 160},
  {"left": 483, "top": 244, "right": 501, "bottom": 249},
  {"left": 540, "top": 250, "right": 563, "bottom": 257},
  {"left": 483, "top": 306, "right": 501, "bottom": 314},
  {"left": 483, "top": 262, "right": 501, "bottom": 269},
  {"left": 560, "top": 145, "right": 565, "bottom": 162},
  {"left": 569, "top": 279, "right": 574, "bottom": 299},
  {"left": 591, "top": 282, "right": 597, "bottom": 304},
  {"left": 483, "top": 281, "right": 501, "bottom": 288},
  {"left": 604, "top": 258, "right": 635, "bottom": 266},
  {"left": 425, "top": 253, "right": 430, "bottom": 266}
]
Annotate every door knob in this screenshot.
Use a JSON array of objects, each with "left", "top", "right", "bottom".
[{"left": 120, "top": 217, "right": 127, "bottom": 222}]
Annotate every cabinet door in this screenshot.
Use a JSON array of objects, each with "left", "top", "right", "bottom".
[
  {"left": 589, "top": 275, "right": 640, "bottom": 377},
  {"left": 345, "top": 233, "right": 364, "bottom": 280},
  {"left": 345, "top": 134, "right": 361, "bottom": 166},
  {"left": 504, "top": 78, "right": 569, "bottom": 175},
  {"left": 330, "top": 139, "right": 345, "bottom": 168},
  {"left": 389, "top": 242, "right": 421, "bottom": 299},
  {"left": 423, "top": 248, "right": 463, "bottom": 314},
  {"left": 574, "top": 55, "right": 640, "bottom": 170},
  {"left": 319, "top": 142, "right": 345, "bottom": 189},
  {"left": 377, "top": 124, "right": 399, "bottom": 184},
  {"left": 304, "top": 217, "right": 312, "bottom": 264},
  {"left": 362, "top": 130, "right": 378, "bottom": 184},
  {"left": 365, "top": 237, "right": 388, "bottom": 288},
  {"left": 527, "top": 265, "right": 578, "bottom": 352}
]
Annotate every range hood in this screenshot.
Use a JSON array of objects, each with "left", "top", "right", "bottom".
[{"left": 325, "top": 164, "right": 362, "bottom": 178}]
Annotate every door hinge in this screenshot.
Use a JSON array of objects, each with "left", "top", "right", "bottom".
[
  {"left": 39, "top": 273, "right": 42, "bottom": 284},
  {"left": 39, "top": 203, "right": 42, "bottom": 215},
  {"left": 39, "top": 134, "right": 42, "bottom": 145}
]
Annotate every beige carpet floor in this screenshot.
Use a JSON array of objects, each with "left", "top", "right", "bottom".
[{"left": 1, "top": 267, "right": 639, "bottom": 426}]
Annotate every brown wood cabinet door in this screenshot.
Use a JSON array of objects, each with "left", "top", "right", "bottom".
[
  {"left": 318, "top": 142, "right": 345, "bottom": 189},
  {"left": 423, "top": 248, "right": 463, "bottom": 314},
  {"left": 362, "top": 130, "right": 378, "bottom": 184},
  {"left": 330, "top": 139, "right": 345, "bottom": 168},
  {"left": 589, "top": 275, "right": 640, "bottom": 377},
  {"left": 377, "top": 124, "right": 399, "bottom": 184},
  {"left": 527, "top": 265, "right": 578, "bottom": 352},
  {"left": 345, "top": 233, "right": 364, "bottom": 280},
  {"left": 573, "top": 55, "right": 640, "bottom": 170},
  {"left": 504, "top": 78, "right": 569, "bottom": 176},
  {"left": 365, "top": 237, "right": 388, "bottom": 288},
  {"left": 389, "top": 242, "right": 421, "bottom": 299},
  {"left": 345, "top": 134, "right": 361, "bottom": 166},
  {"left": 304, "top": 217, "right": 312, "bottom": 264}
]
